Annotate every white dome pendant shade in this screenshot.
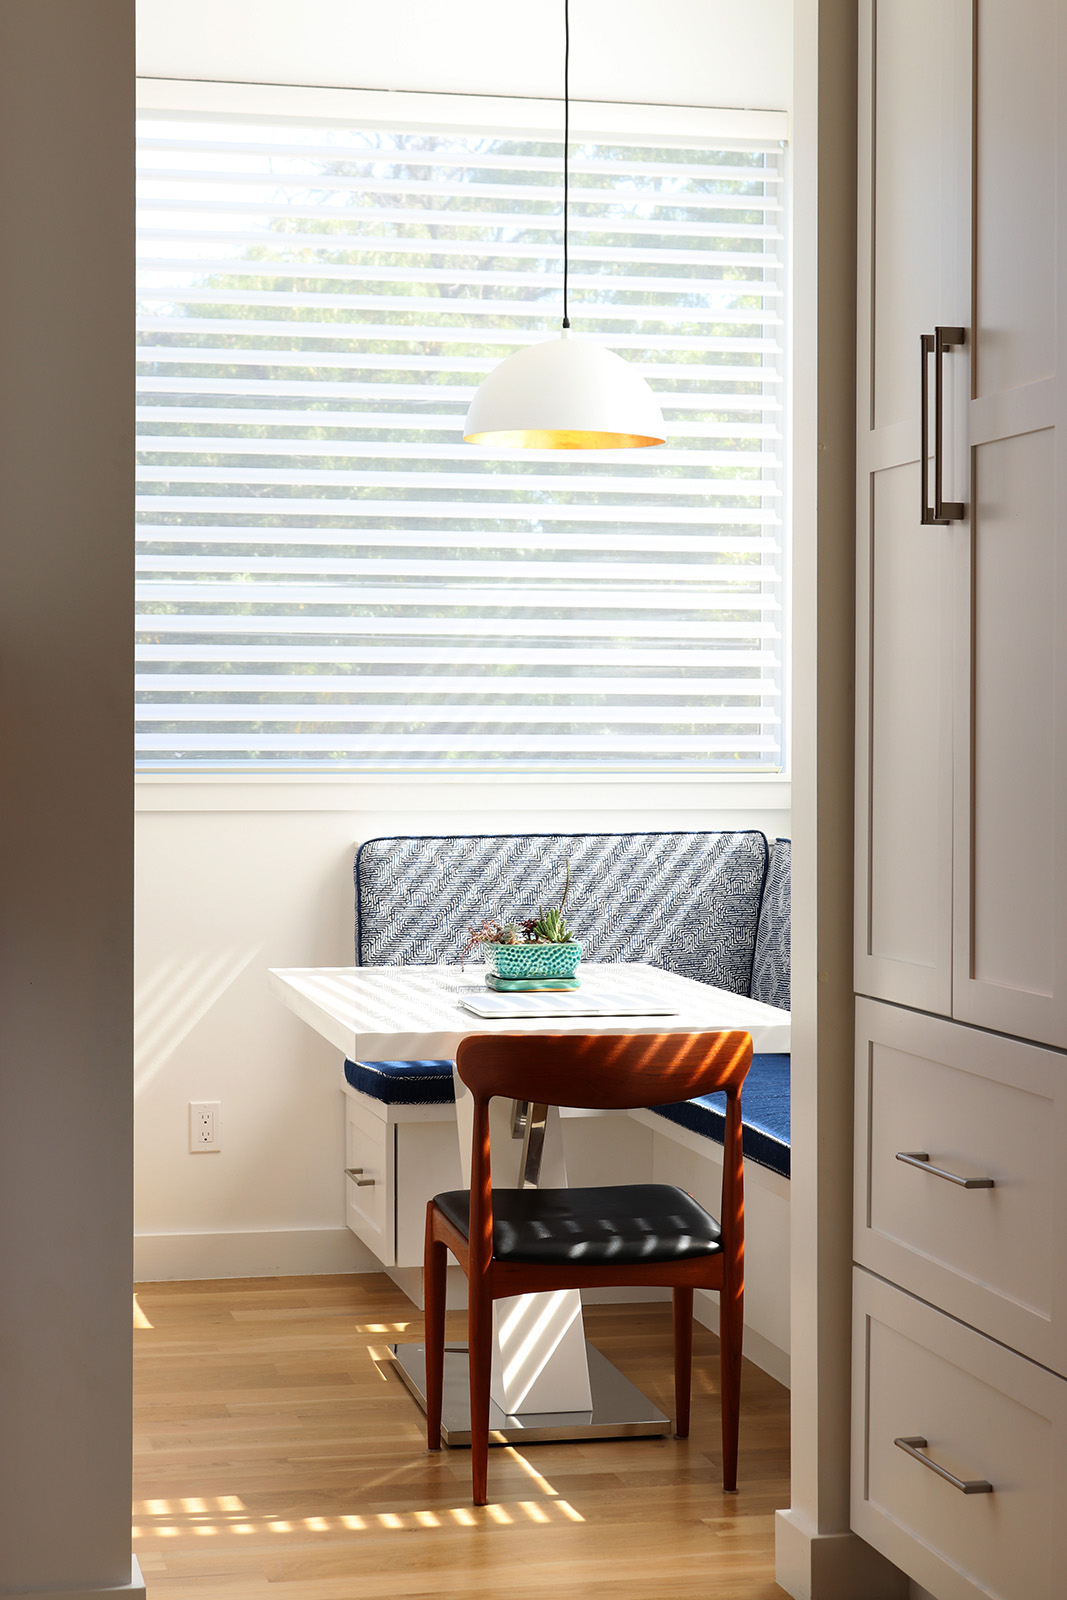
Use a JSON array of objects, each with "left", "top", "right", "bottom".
[{"left": 463, "top": 330, "right": 665, "bottom": 450}]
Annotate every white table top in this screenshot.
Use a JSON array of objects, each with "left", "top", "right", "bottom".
[{"left": 268, "top": 961, "right": 791, "bottom": 1061}]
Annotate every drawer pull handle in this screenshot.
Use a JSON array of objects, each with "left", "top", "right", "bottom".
[
  {"left": 895, "top": 1151, "right": 995, "bottom": 1189},
  {"left": 345, "top": 1167, "right": 375, "bottom": 1187},
  {"left": 894, "top": 1436, "right": 993, "bottom": 1495}
]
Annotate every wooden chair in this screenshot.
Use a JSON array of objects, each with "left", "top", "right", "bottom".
[{"left": 424, "top": 1029, "right": 752, "bottom": 1505}]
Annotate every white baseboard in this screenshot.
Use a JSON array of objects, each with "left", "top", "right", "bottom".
[
  {"left": 775, "top": 1511, "right": 907, "bottom": 1600},
  {"left": 3, "top": 1556, "right": 145, "bottom": 1600},
  {"left": 134, "top": 1226, "right": 379, "bottom": 1281}
]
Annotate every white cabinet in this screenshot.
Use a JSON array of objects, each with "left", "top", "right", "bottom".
[
  {"left": 855, "top": 0, "right": 1067, "bottom": 1043},
  {"left": 342, "top": 1087, "right": 461, "bottom": 1270},
  {"left": 854, "top": 0, "right": 968, "bottom": 1016},
  {"left": 344, "top": 1091, "right": 395, "bottom": 1266},
  {"left": 852, "top": 1271, "right": 1067, "bottom": 1600},
  {"left": 853, "top": 6, "right": 1067, "bottom": 1594},
  {"left": 952, "top": 0, "right": 1067, "bottom": 1045}
]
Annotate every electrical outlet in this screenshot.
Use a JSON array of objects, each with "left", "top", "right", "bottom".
[{"left": 189, "top": 1101, "right": 221, "bottom": 1153}]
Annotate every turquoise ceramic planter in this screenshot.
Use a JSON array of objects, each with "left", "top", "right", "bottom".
[{"left": 482, "top": 941, "right": 582, "bottom": 980}]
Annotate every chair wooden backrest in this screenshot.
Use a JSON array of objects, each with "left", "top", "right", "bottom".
[{"left": 454, "top": 1030, "right": 752, "bottom": 1278}]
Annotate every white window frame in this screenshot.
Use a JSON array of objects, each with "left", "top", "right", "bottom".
[{"left": 135, "top": 77, "right": 791, "bottom": 805}]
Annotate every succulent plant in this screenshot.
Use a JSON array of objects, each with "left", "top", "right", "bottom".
[
  {"left": 460, "top": 917, "right": 506, "bottom": 968},
  {"left": 531, "top": 904, "right": 572, "bottom": 943},
  {"left": 531, "top": 861, "right": 574, "bottom": 943},
  {"left": 459, "top": 861, "right": 576, "bottom": 963}
]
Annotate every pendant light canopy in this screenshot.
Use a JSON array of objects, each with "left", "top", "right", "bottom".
[{"left": 462, "top": 2, "right": 665, "bottom": 451}]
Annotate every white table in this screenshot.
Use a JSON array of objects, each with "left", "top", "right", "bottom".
[
  {"left": 270, "top": 961, "right": 790, "bottom": 1443},
  {"left": 269, "top": 961, "right": 791, "bottom": 1060}
]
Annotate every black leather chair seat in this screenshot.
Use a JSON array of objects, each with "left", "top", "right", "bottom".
[{"left": 433, "top": 1184, "right": 723, "bottom": 1267}]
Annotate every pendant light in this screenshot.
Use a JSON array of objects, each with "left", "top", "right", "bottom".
[{"left": 462, "top": 0, "right": 665, "bottom": 450}]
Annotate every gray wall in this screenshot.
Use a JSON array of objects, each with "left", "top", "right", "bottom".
[{"left": 0, "top": 3, "right": 137, "bottom": 1594}]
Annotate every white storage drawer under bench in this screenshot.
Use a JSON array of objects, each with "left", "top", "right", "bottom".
[{"left": 343, "top": 1086, "right": 461, "bottom": 1270}]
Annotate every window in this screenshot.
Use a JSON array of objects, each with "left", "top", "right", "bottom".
[{"left": 137, "top": 85, "right": 788, "bottom": 773}]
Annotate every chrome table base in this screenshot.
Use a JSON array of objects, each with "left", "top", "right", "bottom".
[{"left": 390, "top": 1340, "right": 672, "bottom": 1447}]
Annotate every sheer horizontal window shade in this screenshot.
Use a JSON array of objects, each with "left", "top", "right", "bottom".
[{"left": 136, "top": 101, "right": 786, "bottom": 771}]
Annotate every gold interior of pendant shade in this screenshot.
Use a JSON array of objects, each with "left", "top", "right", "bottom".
[{"left": 463, "top": 428, "right": 666, "bottom": 449}]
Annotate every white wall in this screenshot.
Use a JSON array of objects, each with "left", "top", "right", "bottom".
[
  {"left": 136, "top": 0, "right": 792, "bottom": 112},
  {"left": 134, "top": 779, "right": 790, "bottom": 1277},
  {"left": 0, "top": 4, "right": 140, "bottom": 1596}
]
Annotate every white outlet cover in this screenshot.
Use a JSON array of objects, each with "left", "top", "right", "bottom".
[{"left": 189, "top": 1100, "right": 221, "bottom": 1153}]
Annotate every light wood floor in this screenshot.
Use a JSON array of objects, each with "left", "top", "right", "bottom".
[{"left": 133, "top": 1274, "right": 790, "bottom": 1599}]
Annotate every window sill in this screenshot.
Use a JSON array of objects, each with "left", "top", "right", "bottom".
[{"left": 135, "top": 771, "right": 793, "bottom": 814}]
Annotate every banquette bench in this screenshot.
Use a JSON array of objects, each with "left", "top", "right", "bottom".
[
  {"left": 344, "top": 830, "right": 790, "bottom": 1162},
  {"left": 338, "top": 830, "right": 792, "bottom": 1377}
]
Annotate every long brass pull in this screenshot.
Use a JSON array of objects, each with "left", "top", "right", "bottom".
[
  {"left": 934, "top": 325, "right": 965, "bottom": 520},
  {"left": 895, "top": 1151, "right": 995, "bottom": 1190},
  {"left": 894, "top": 1436, "right": 993, "bottom": 1495},
  {"left": 920, "top": 332, "right": 936, "bottom": 523},
  {"left": 920, "top": 326, "right": 966, "bottom": 524},
  {"left": 345, "top": 1167, "right": 375, "bottom": 1187}
]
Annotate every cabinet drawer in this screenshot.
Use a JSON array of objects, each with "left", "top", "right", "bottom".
[
  {"left": 852, "top": 1271, "right": 1067, "bottom": 1600},
  {"left": 344, "top": 1093, "right": 394, "bottom": 1266},
  {"left": 854, "top": 998, "right": 1067, "bottom": 1371}
]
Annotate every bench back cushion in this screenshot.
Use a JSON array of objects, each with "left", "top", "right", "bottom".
[
  {"left": 749, "top": 837, "right": 791, "bottom": 1010},
  {"left": 355, "top": 831, "right": 769, "bottom": 995}
]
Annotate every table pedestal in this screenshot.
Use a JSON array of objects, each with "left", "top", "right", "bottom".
[
  {"left": 391, "top": 1339, "right": 669, "bottom": 1446},
  {"left": 459, "top": 1087, "right": 594, "bottom": 1415}
]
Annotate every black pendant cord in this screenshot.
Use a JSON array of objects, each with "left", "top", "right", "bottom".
[{"left": 562, "top": 0, "right": 570, "bottom": 330}]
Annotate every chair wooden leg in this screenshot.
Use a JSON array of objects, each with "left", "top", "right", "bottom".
[
  {"left": 719, "top": 1279, "right": 743, "bottom": 1492},
  {"left": 423, "top": 1206, "right": 447, "bottom": 1452},
  {"left": 468, "top": 1280, "right": 493, "bottom": 1506},
  {"left": 672, "top": 1286, "right": 694, "bottom": 1438}
]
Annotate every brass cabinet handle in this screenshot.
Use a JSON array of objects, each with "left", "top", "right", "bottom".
[
  {"left": 920, "top": 326, "right": 966, "bottom": 524},
  {"left": 895, "top": 1150, "right": 995, "bottom": 1189},
  {"left": 345, "top": 1166, "right": 375, "bottom": 1187},
  {"left": 894, "top": 1435, "right": 993, "bottom": 1495}
]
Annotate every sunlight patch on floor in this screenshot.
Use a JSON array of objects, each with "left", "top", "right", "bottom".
[
  {"left": 131, "top": 1498, "right": 581, "bottom": 1539},
  {"left": 504, "top": 1446, "right": 559, "bottom": 1496}
]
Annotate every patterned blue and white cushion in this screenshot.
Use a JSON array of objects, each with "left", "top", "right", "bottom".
[
  {"left": 354, "top": 830, "right": 769, "bottom": 995},
  {"left": 749, "top": 838, "right": 791, "bottom": 1011}
]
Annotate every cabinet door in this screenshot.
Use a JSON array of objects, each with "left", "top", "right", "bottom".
[
  {"left": 952, "top": 0, "right": 1067, "bottom": 1047},
  {"left": 855, "top": 0, "right": 970, "bottom": 1014}
]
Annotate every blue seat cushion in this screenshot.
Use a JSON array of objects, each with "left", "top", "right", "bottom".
[
  {"left": 345, "top": 1053, "right": 791, "bottom": 1179},
  {"left": 651, "top": 1053, "right": 791, "bottom": 1179},
  {"left": 344, "top": 1057, "right": 455, "bottom": 1105}
]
